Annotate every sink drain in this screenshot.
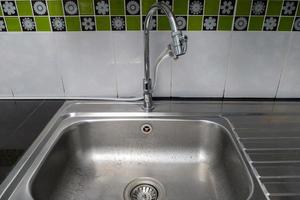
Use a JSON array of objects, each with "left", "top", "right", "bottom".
[
  {"left": 124, "top": 177, "right": 166, "bottom": 200},
  {"left": 141, "top": 124, "right": 152, "bottom": 135},
  {"left": 130, "top": 184, "right": 158, "bottom": 200}
]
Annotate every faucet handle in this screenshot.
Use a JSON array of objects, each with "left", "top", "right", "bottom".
[{"left": 180, "top": 34, "right": 188, "bottom": 55}]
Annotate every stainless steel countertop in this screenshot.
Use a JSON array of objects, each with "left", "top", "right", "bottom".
[
  {"left": 1, "top": 100, "right": 300, "bottom": 200},
  {"left": 227, "top": 114, "right": 300, "bottom": 200},
  {"left": 62, "top": 100, "right": 300, "bottom": 200},
  {"left": 0, "top": 100, "right": 64, "bottom": 185}
]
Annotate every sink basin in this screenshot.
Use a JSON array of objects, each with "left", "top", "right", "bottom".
[
  {"left": 0, "top": 102, "right": 267, "bottom": 200},
  {"left": 31, "top": 119, "right": 252, "bottom": 200}
]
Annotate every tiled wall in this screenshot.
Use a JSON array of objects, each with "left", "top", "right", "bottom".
[
  {"left": 0, "top": 0, "right": 300, "bottom": 32},
  {"left": 0, "top": 31, "right": 300, "bottom": 98},
  {"left": 0, "top": 0, "right": 300, "bottom": 99}
]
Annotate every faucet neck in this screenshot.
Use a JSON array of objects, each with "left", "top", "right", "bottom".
[
  {"left": 143, "top": 2, "right": 179, "bottom": 112},
  {"left": 143, "top": 2, "right": 188, "bottom": 112},
  {"left": 144, "top": 2, "right": 178, "bottom": 80}
]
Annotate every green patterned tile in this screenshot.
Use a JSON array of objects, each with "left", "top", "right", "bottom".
[
  {"left": 48, "top": 1, "right": 64, "bottom": 16},
  {"left": 142, "top": 0, "right": 156, "bottom": 15},
  {"left": 188, "top": 16, "right": 202, "bottom": 30},
  {"left": 267, "top": 0, "right": 283, "bottom": 15},
  {"left": 218, "top": 16, "right": 233, "bottom": 30},
  {"left": 16, "top": 0, "right": 33, "bottom": 16},
  {"left": 126, "top": 16, "right": 140, "bottom": 30},
  {"left": 234, "top": 16, "right": 249, "bottom": 31},
  {"left": 174, "top": 0, "right": 188, "bottom": 15},
  {"left": 158, "top": 16, "right": 170, "bottom": 30},
  {"left": 236, "top": 0, "right": 252, "bottom": 15},
  {"left": 5, "top": 17, "right": 21, "bottom": 31},
  {"left": 79, "top": 0, "right": 94, "bottom": 15},
  {"left": 251, "top": 0, "right": 267, "bottom": 15},
  {"left": 278, "top": 16, "right": 294, "bottom": 31},
  {"left": 35, "top": 17, "right": 51, "bottom": 31},
  {"left": 96, "top": 16, "right": 111, "bottom": 30},
  {"left": 205, "top": 0, "right": 220, "bottom": 15},
  {"left": 0, "top": 0, "right": 294, "bottom": 32},
  {"left": 110, "top": 0, "right": 124, "bottom": 15},
  {"left": 248, "top": 16, "right": 264, "bottom": 30},
  {"left": 111, "top": 16, "right": 125, "bottom": 30},
  {"left": 66, "top": 16, "right": 80, "bottom": 31}
]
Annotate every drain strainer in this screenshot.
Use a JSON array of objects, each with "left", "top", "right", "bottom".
[
  {"left": 130, "top": 184, "right": 158, "bottom": 200},
  {"left": 124, "top": 177, "right": 166, "bottom": 200}
]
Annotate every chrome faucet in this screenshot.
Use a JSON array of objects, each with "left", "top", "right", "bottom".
[{"left": 143, "top": 2, "right": 188, "bottom": 112}]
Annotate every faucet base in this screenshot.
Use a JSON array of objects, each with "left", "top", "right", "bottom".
[
  {"left": 143, "top": 79, "right": 155, "bottom": 112},
  {"left": 142, "top": 104, "right": 155, "bottom": 112}
]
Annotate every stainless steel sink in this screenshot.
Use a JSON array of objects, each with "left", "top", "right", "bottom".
[{"left": 0, "top": 101, "right": 267, "bottom": 200}]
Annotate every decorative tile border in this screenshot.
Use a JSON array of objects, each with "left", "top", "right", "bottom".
[{"left": 0, "top": 0, "right": 299, "bottom": 32}]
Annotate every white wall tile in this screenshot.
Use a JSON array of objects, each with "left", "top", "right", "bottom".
[
  {"left": 0, "top": 87, "right": 12, "bottom": 97},
  {"left": 172, "top": 32, "right": 231, "bottom": 97},
  {"left": 277, "top": 33, "right": 300, "bottom": 98},
  {"left": 55, "top": 32, "right": 117, "bottom": 97},
  {"left": 0, "top": 46, "right": 12, "bottom": 96},
  {"left": 0, "top": 64, "right": 13, "bottom": 97},
  {"left": 225, "top": 32, "right": 290, "bottom": 98},
  {"left": 150, "top": 32, "right": 172, "bottom": 97},
  {"left": 0, "top": 33, "right": 63, "bottom": 97},
  {"left": 0, "top": 32, "right": 298, "bottom": 99},
  {"left": 113, "top": 31, "right": 173, "bottom": 98},
  {"left": 112, "top": 32, "right": 143, "bottom": 97}
]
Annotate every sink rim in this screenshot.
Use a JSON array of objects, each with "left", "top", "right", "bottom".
[
  {"left": 0, "top": 101, "right": 267, "bottom": 200},
  {"left": 30, "top": 117, "right": 255, "bottom": 200}
]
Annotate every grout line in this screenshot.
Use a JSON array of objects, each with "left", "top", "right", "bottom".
[
  {"left": 116, "top": 68, "right": 119, "bottom": 99},
  {"left": 157, "top": 0, "right": 160, "bottom": 30},
  {"left": 28, "top": 0, "right": 35, "bottom": 31},
  {"left": 247, "top": 0, "right": 254, "bottom": 31},
  {"left": 262, "top": 0, "right": 270, "bottom": 31},
  {"left": 60, "top": 0, "right": 67, "bottom": 31},
  {"left": 231, "top": 0, "right": 238, "bottom": 31},
  {"left": 139, "top": 0, "right": 142, "bottom": 30},
  {"left": 222, "top": 30, "right": 234, "bottom": 98},
  {"left": 90, "top": 0, "right": 97, "bottom": 31},
  {"left": 274, "top": 30, "right": 293, "bottom": 98},
  {"left": 276, "top": 0, "right": 285, "bottom": 31},
  {"left": 108, "top": 0, "right": 112, "bottom": 31},
  {"left": 216, "top": 0, "right": 222, "bottom": 30},
  {"left": 111, "top": 31, "right": 119, "bottom": 98},
  {"left": 13, "top": 0, "right": 23, "bottom": 32},
  {"left": 60, "top": 76, "right": 66, "bottom": 96},
  {"left": 124, "top": 0, "right": 127, "bottom": 30},
  {"left": 186, "top": 0, "right": 190, "bottom": 31},
  {"left": 155, "top": 0, "right": 158, "bottom": 31},
  {"left": 45, "top": 0, "right": 53, "bottom": 31},
  {"left": 202, "top": 0, "right": 206, "bottom": 30},
  {"left": 10, "top": 89, "right": 15, "bottom": 97},
  {"left": 291, "top": 1, "right": 300, "bottom": 32},
  {"left": 76, "top": 0, "right": 82, "bottom": 31}
]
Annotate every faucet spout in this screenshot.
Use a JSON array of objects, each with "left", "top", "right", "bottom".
[{"left": 143, "top": 2, "right": 188, "bottom": 112}]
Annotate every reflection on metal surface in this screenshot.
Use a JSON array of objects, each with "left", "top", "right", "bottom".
[{"left": 0, "top": 101, "right": 267, "bottom": 200}]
